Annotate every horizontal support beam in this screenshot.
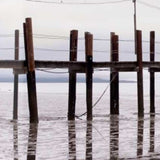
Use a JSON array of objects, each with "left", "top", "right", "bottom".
[
  {"left": 0, "top": 60, "right": 159, "bottom": 71},
  {"left": 0, "top": 60, "right": 26, "bottom": 69}
]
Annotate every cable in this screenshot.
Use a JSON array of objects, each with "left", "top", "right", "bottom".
[
  {"left": 76, "top": 73, "right": 118, "bottom": 118},
  {"left": 138, "top": 0, "right": 160, "bottom": 11},
  {"left": 0, "top": 34, "right": 14, "bottom": 38},
  {"left": 0, "top": 47, "right": 24, "bottom": 50},
  {"left": 26, "top": 0, "right": 130, "bottom": 5},
  {"left": 36, "top": 68, "right": 68, "bottom": 74}
]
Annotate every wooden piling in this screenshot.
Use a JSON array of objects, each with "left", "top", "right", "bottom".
[
  {"left": 110, "top": 33, "right": 119, "bottom": 115},
  {"left": 13, "top": 30, "right": 19, "bottom": 120},
  {"left": 150, "top": 31, "right": 155, "bottom": 113},
  {"left": 136, "top": 30, "right": 144, "bottom": 117},
  {"left": 23, "top": 18, "right": 39, "bottom": 123},
  {"left": 68, "top": 30, "right": 78, "bottom": 120},
  {"left": 85, "top": 32, "right": 93, "bottom": 121}
]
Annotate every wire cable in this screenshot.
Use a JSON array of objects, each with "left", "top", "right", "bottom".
[
  {"left": 36, "top": 68, "right": 68, "bottom": 74},
  {"left": 76, "top": 73, "right": 118, "bottom": 118},
  {"left": 26, "top": 0, "right": 130, "bottom": 5},
  {"left": 138, "top": 0, "right": 160, "bottom": 11}
]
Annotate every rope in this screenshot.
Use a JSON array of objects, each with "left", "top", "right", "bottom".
[
  {"left": 26, "top": 0, "right": 130, "bottom": 5},
  {"left": 76, "top": 73, "right": 118, "bottom": 118},
  {"left": 36, "top": 68, "right": 68, "bottom": 74}
]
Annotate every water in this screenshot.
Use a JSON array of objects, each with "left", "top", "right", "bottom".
[{"left": 0, "top": 82, "right": 160, "bottom": 159}]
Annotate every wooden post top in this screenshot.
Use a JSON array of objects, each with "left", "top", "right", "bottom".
[
  {"left": 85, "top": 32, "right": 93, "bottom": 57},
  {"left": 25, "top": 18, "right": 35, "bottom": 72}
]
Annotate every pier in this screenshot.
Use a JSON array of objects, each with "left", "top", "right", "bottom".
[{"left": 2, "top": 18, "right": 159, "bottom": 123}]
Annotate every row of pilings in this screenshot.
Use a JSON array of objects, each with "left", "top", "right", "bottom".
[{"left": 11, "top": 18, "right": 158, "bottom": 123}]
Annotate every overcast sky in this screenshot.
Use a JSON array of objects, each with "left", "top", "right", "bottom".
[
  {"left": 0, "top": 0, "right": 160, "bottom": 80},
  {"left": 0, "top": 0, "right": 160, "bottom": 35},
  {"left": 1, "top": 0, "right": 160, "bottom": 61}
]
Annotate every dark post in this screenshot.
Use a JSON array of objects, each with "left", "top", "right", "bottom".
[
  {"left": 23, "top": 18, "right": 39, "bottom": 123},
  {"left": 150, "top": 31, "right": 155, "bottom": 113},
  {"left": 68, "top": 30, "right": 78, "bottom": 120},
  {"left": 110, "top": 33, "right": 119, "bottom": 115},
  {"left": 136, "top": 30, "right": 144, "bottom": 117},
  {"left": 13, "top": 30, "right": 19, "bottom": 120},
  {"left": 85, "top": 32, "right": 93, "bottom": 121}
]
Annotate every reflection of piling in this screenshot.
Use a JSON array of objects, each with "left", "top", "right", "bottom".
[
  {"left": 13, "top": 30, "right": 19, "bottom": 120},
  {"left": 86, "top": 122, "right": 92, "bottom": 160},
  {"left": 110, "top": 115, "right": 119, "bottom": 159},
  {"left": 27, "top": 124, "right": 38, "bottom": 160},
  {"left": 110, "top": 33, "right": 119, "bottom": 115},
  {"left": 85, "top": 32, "right": 93, "bottom": 121},
  {"left": 68, "top": 30, "right": 78, "bottom": 120},
  {"left": 136, "top": 30, "right": 144, "bottom": 117},
  {"left": 149, "top": 115, "right": 155, "bottom": 153},
  {"left": 137, "top": 117, "right": 144, "bottom": 157},
  {"left": 13, "top": 122, "right": 18, "bottom": 160},
  {"left": 23, "top": 18, "right": 39, "bottom": 123},
  {"left": 68, "top": 121, "right": 76, "bottom": 160},
  {"left": 150, "top": 31, "right": 155, "bottom": 113}
]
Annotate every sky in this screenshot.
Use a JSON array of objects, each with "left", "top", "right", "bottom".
[{"left": 0, "top": 0, "right": 160, "bottom": 78}]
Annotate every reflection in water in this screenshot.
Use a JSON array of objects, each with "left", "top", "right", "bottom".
[
  {"left": 110, "top": 115, "right": 119, "bottom": 160},
  {"left": 13, "top": 122, "right": 18, "bottom": 160},
  {"left": 86, "top": 122, "right": 92, "bottom": 160},
  {"left": 137, "top": 117, "right": 144, "bottom": 158},
  {"left": 27, "top": 124, "right": 38, "bottom": 160},
  {"left": 11, "top": 115, "right": 157, "bottom": 160},
  {"left": 68, "top": 121, "right": 76, "bottom": 160},
  {"left": 149, "top": 115, "right": 155, "bottom": 153}
]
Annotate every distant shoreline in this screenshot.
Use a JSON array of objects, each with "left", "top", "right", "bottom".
[{"left": 0, "top": 77, "right": 136, "bottom": 83}]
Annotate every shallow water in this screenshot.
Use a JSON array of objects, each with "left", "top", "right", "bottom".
[{"left": 0, "top": 82, "right": 160, "bottom": 159}]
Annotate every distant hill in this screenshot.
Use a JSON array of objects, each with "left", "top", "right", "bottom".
[{"left": 0, "top": 75, "right": 136, "bottom": 83}]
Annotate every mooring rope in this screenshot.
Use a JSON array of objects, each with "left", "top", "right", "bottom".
[
  {"left": 36, "top": 68, "right": 68, "bottom": 74},
  {"left": 36, "top": 67, "right": 117, "bottom": 118},
  {"left": 76, "top": 73, "right": 118, "bottom": 118}
]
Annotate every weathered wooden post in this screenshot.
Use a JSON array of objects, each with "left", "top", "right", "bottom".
[
  {"left": 68, "top": 30, "right": 78, "bottom": 120},
  {"left": 150, "top": 31, "right": 155, "bottom": 113},
  {"left": 23, "top": 18, "right": 39, "bottom": 123},
  {"left": 13, "top": 30, "right": 19, "bottom": 120},
  {"left": 110, "top": 33, "right": 119, "bottom": 115},
  {"left": 136, "top": 30, "right": 144, "bottom": 117},
  {"left": 85, "top": 32, "right": 93, "bottom": 121}
]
